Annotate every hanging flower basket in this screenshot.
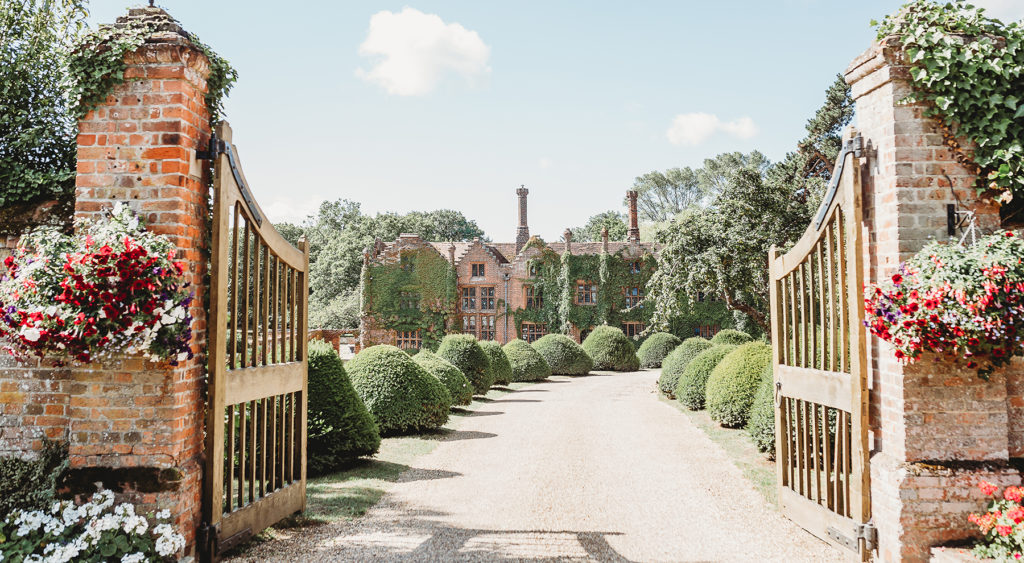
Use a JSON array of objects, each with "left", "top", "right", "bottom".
[
  {"left": 864, "top": 230, "right": 1024, "bottom": 378},
  {"left": 0, "top": 203, "right": 194, "bottom": 365}
]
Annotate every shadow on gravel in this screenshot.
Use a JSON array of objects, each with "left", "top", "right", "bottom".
[
  {"left": 421, "top": 429, "right": 498, "bottom": 442},
  {"left": 489, "top": 398, "right": 541, "bottom": 404},
  {"left": 450, "top": 409, "right": 505, "bottom": 417}
]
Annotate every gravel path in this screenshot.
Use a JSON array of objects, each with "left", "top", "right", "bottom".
[{"left": 236, "top": 371, "right": 842, "bottom": 562}]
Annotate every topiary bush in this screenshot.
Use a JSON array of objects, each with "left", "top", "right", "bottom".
[
  {"left": 747, "top": 362, "right": 776, "bottom": 459},
  {"left": 437, "top": 334, "right": 493, "bottom": 395},
  {"left": 657, "top": 337, "right": 713, "bottom": 398},
  {"left": 307, "top": 340, "right": 381, "bottom": 476},
  {"left": 415, "top": 349, "right": 473, "bottom": 406},
  {"left": 503, "top": 339, "right": 551, "bottom": 382},
  {"left": 637, "top": 332, "right": 682, "bottom": 369},
  {"left": 705, "top": 341, "right": 772, "bottom": 428},
  {"left": 710, "top": 329, "right": 753, "bottom": 346},
  {"left": 532, "top": 334, "right": 593, "bottom": 375},
  {"left": 479, "top": 340, "right": 513, "bottom": 386},
  {"left": 345, "top": 344, "right": 452, "bottom": 435},
  {"left": 0, "top": 439, "right": 68, "bottom": 517},
  {"left": 674, "top": 344, "right": 737, "bottom": 410},
  {"left": 581, "top": 325, "right": 640, "bottom": 371}
]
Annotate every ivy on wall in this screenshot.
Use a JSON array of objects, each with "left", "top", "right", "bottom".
[
  {"left": 875, "top": 1, "right": 1024, "bottom": 209},
  {"left": 362, "top": 248, "right": 458, "bottom": 351},
  {"left": 510, "top": 248, "right": 658, "bottom": 341}
]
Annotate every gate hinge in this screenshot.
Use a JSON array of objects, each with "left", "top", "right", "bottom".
[
  {"left": 827, "top": 521, "right": 876, "bottom": 553},
  {"left": 198, "top": 522, "right": 219, "bottom": 562},
  {"left": 195, "top": 132, "right": 224, "bottom": 161}
]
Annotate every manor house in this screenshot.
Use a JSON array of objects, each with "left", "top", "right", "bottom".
[{"left": 358, "top": 188, "right": 667, "bottom": 351}]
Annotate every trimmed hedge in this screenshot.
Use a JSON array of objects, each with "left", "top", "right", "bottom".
[
  {"left": 532, "top": 334, "right": 593, "bottom": 375},
  {"left": 437, "top": 334, "right": 493, "bottom": 395},
  {"left": 637, "top": 332, "right": 682, "bottom": 369},
  {"left": 710, "top": 329, "right": 753, "bottom": 346},
  {"left": 345, "top": 344, "right": 452, "bottom": 435},
  {"left": 706, "top": 341, "right": 772, "bottom": 428},
  {"left": 0, "top": 439, "right": 68, "bottom": 516},
  {"left": 503, "top": 339, "right": 551, "bottom": 381},
  {"left": 414, "top": 349, "right": 474, "bottom": 406},
  {"left": 480, "top": 340, "right": 513, "bottom": 386},
  {"left": 657, "top": 337, "right": 713, "bottom": 397},
  {"left": 581, "top": 326, "right": 640, "bottom": 371},
  {"left": 747, "top": 362, "right": 776, "bottom": 459},
  {"left": 307, "top": 340, "right": 381, "bottom": 475},
  {"left": 674, "top": 344, "right": 737, "bottom": 410}
]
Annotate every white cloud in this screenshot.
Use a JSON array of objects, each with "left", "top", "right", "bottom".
[
  {"left": 972, "top": 0, "right": 1024, "bottom": 22},
  {"left": 665, "top": 113, "right": 759, "bottom": 146},
  {"left": 356, "top": 8, "right": 491, "bottom": 96}
]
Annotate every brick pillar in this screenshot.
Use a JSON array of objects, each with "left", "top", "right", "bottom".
[
  {"left": 626, "top": 190, "right": 640, "bottom": 243},
  {"left": 846, "top": 37, "right": 1021, "bottom": 562},
  {"left": 72, "top": 7, "right": 210, "bottom": 557},
  {"left": 515, "top": 186, "right": 529, "bottom": 253}
]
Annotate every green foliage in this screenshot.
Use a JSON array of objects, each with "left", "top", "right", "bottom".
[
  {"left": 532, "top": 334, "right": 593, "bottom": 375},
  {"left": 747, "top": 362, "right": 776, "bottom": 459},
  {"left": 636, "top": 332, "right": 681, "bottom": 368},
  {"left": 479, "top": 340, "right": 513, "bottom": 386},
  {"left": 657, "top": 336, "right": 713, "bottom": 397},
  {"left": 0, "top": 440, "right": 68, "bottom": 516},
  {"left": 306, "top": 340, "right": 380, "bottom": 476},
  {"left": 512, "top": 248, "right": 656, "bottom": 339},
  {"left": 502, "top": 339, "right": 551, "bottom": 381},
  {"left": 345, "top": 345, "right": 451, "bottom": 435},
  {"left": 647, "top": 75, "right": 854, "bottom": 334},
  {"left": 310, "top": 287, "right": 361, "bottom": 330},
  {"left": 706, "top": 342, "right": 773, "bottom": 427},
  {"left": 436, "top": 334, "right": 493, "bottom": 395},
  {"left": 414, "top": 349, "right": 473, "bottom": 406},
  {"left": 711, "top": 329, "right": 753, "bottom": 346},
  {"left": 581, "top": 325, "right": 640, "bottom": 371},
  {"left": 632, "top": 167, "right": 709, "bottom": 222},
  {"left": 0, "top": 0, "right": 84, "bottom": 207},
  {"left": 674, "top": 343, "right": 737, "bottom": 410},
  {"left": 363, "top": 247, "right": 457, "bottom": 350},
  {"left": 569, "top": 210, "right": 628, "bottom": 242},
  {"left": 876, "top": 1, "right": 1024, "bottom": 202}
]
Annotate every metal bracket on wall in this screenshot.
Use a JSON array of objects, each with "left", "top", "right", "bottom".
[
  {"left": 827, "top": 522, "right": 876, "bottom": 554},
  {"left": 814, "top": 134, "right": 864, "bottom": 230},
  {"left": 196, "top": 132, "right": 264, "bottom": 227}
]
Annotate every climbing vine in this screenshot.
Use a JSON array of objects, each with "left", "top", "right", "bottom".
[
  {"left": 363, "top": 248, "right": 458, "bottom": 351},
  {"left": 875, "top": 1, "right": 1024, "bottom": 207}
]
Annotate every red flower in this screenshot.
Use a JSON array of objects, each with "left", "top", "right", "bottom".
[
  {"left": 999, "top": 525, "right": 1013, "bottom": 536},
  {"left": 980, "top": 481, "right": 999, "bottom": 496},
  {"left": 1006, "top": 487, "right": 1024, "bottom": 503},
  {"left": 892, "top": 274, "right": 903, "bottom": 285}
]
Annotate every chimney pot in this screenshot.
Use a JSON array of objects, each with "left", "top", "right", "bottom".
[
  {"left": 626, "top": 190, "right": 640, "bottom": 243},
  {"left": 515, "top": 185, "right": 530, "bottom": 253}
]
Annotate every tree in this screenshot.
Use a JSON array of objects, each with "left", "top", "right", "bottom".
[
  {"left": 630, "top": 167, "right": 704, "bottom": 222},
  {"left": 0, "top": 0, "right": 85, "bottom": 209},
  {"left": 570, "top": 210, "right": 627, "bottom": 242},
  {"left": 647, "top": 76, "right": 854, "bottom": 335}
]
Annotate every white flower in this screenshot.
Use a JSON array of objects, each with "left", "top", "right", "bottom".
[
  {"left": 161, "top": 313, "right": 176, "bottom": 325},
  {"left": 155, "top": 509, "right": 171, "bottom": 520},
  {"left": 176, "top": 352, "right": 188, "bottom": 362},
  {"left": 44, "top": 306, "right": 57, "bottom": 316},
  {"left": 121, "top": 554, "right": 146, "bottom": 563},
  {"left": 21, "top": 327, "right": 40, "bottom": 342},
  {"left": 171, "top": 306, "right": 185, "bottom": 320}
]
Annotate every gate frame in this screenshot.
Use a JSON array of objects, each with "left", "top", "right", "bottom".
[
  {"left": 769, "top": 129, "right": 871, "bottom": 558},
  {"left": 201, "top": 122, "right": 309, "bottom": 562}
]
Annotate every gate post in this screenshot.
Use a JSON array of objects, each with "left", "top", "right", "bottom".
[
  {"left": 72, "top": 7, "right": 211, "bottom": 558},
  {"left": 845, "top": 37, "right": 1022, "bottom": 562}
]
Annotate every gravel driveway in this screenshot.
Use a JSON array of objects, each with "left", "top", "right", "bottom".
[{"left": 235, "top": 371, "right": 842, "bottom": 562}]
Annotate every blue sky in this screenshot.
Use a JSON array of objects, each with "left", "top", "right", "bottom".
[{"left": 86, "top": 1, "right": 1024, "bottom": 242}]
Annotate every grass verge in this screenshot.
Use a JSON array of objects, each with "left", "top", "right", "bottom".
[{"left": 659, "top": 394, "right": 777, "bottom": 505}]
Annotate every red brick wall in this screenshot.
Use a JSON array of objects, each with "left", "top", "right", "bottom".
[{"left": 847, "top": 37, "right": 1023, "bottom": 562}]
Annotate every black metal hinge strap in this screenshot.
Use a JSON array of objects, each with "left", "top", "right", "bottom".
[
  {"left": 196, "top": 133, "right": 263, "bottom": 227},
  {"left": 814, "top": 134, "right": 864, "bottom": 230}
]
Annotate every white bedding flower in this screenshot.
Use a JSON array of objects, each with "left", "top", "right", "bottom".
[{"left": 21, "top": 327, "right": 40, "bottom": 342}]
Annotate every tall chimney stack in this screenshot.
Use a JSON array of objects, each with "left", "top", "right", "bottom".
[
  {"left": 626, "top": 190, "right": 640, "bottom": 243},
  {"left": 563, "top": 228, "right": 573, "bottom": 255},
  {"left": 515, "top": 185, "right": 530, "bottom": 253}
]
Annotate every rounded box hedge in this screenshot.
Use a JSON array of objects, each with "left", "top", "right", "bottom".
[
  {"left": 637, "top": 332, "right": 682, "bottom": 369},
  {"left": 480, "top": 340, "right": 513, "bottom": 386},
  {"left": 437, "top": 334, "right": 493, "bottom": 395},
  {"left": 307, "top": 339, "right": 381, "bottom": 475},
  {"left": 581, "top": 326, "right": 640, "bottom": 371},
  {"left": 414, "top": 349, "right": 474, "bottom": 406},
  {"left": 674, "top": 343, "right": 737, "bottom": 410},
  {"left": 710, "top": 329, "right": 753, "bottom": 346},
  {"left": 345, "top": 344, "right": 452, "bottom": 435},
  {"left": 503, "top": 339, "right": 551, "bottom": 382},
  {"left": 705, "top": 341, "right": 772, "bottom": 428},
  {"left": 532, "top": 334, "right": 593, "bottom": 375},
  {"left": 746, "top": 362, "right": 776, "bottom": 459},
  {"left": 657, "top": 337, "right": 713, "bottom": 397}
]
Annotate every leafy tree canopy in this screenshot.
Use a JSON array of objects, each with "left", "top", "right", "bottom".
[{"left": 569, "top": 210, "right": 628, "bottom": 242}]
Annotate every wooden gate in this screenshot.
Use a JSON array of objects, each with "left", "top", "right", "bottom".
[
  {"left": 768, "top": 130, "right": 872, "bottom": 558},
  {"left": 201, "top": 122, "right": 309, "bottom": 561}
]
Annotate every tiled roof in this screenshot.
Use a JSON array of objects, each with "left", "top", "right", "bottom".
[{"left": 391, "top": 239, "right": 657, "bottom": 264}]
